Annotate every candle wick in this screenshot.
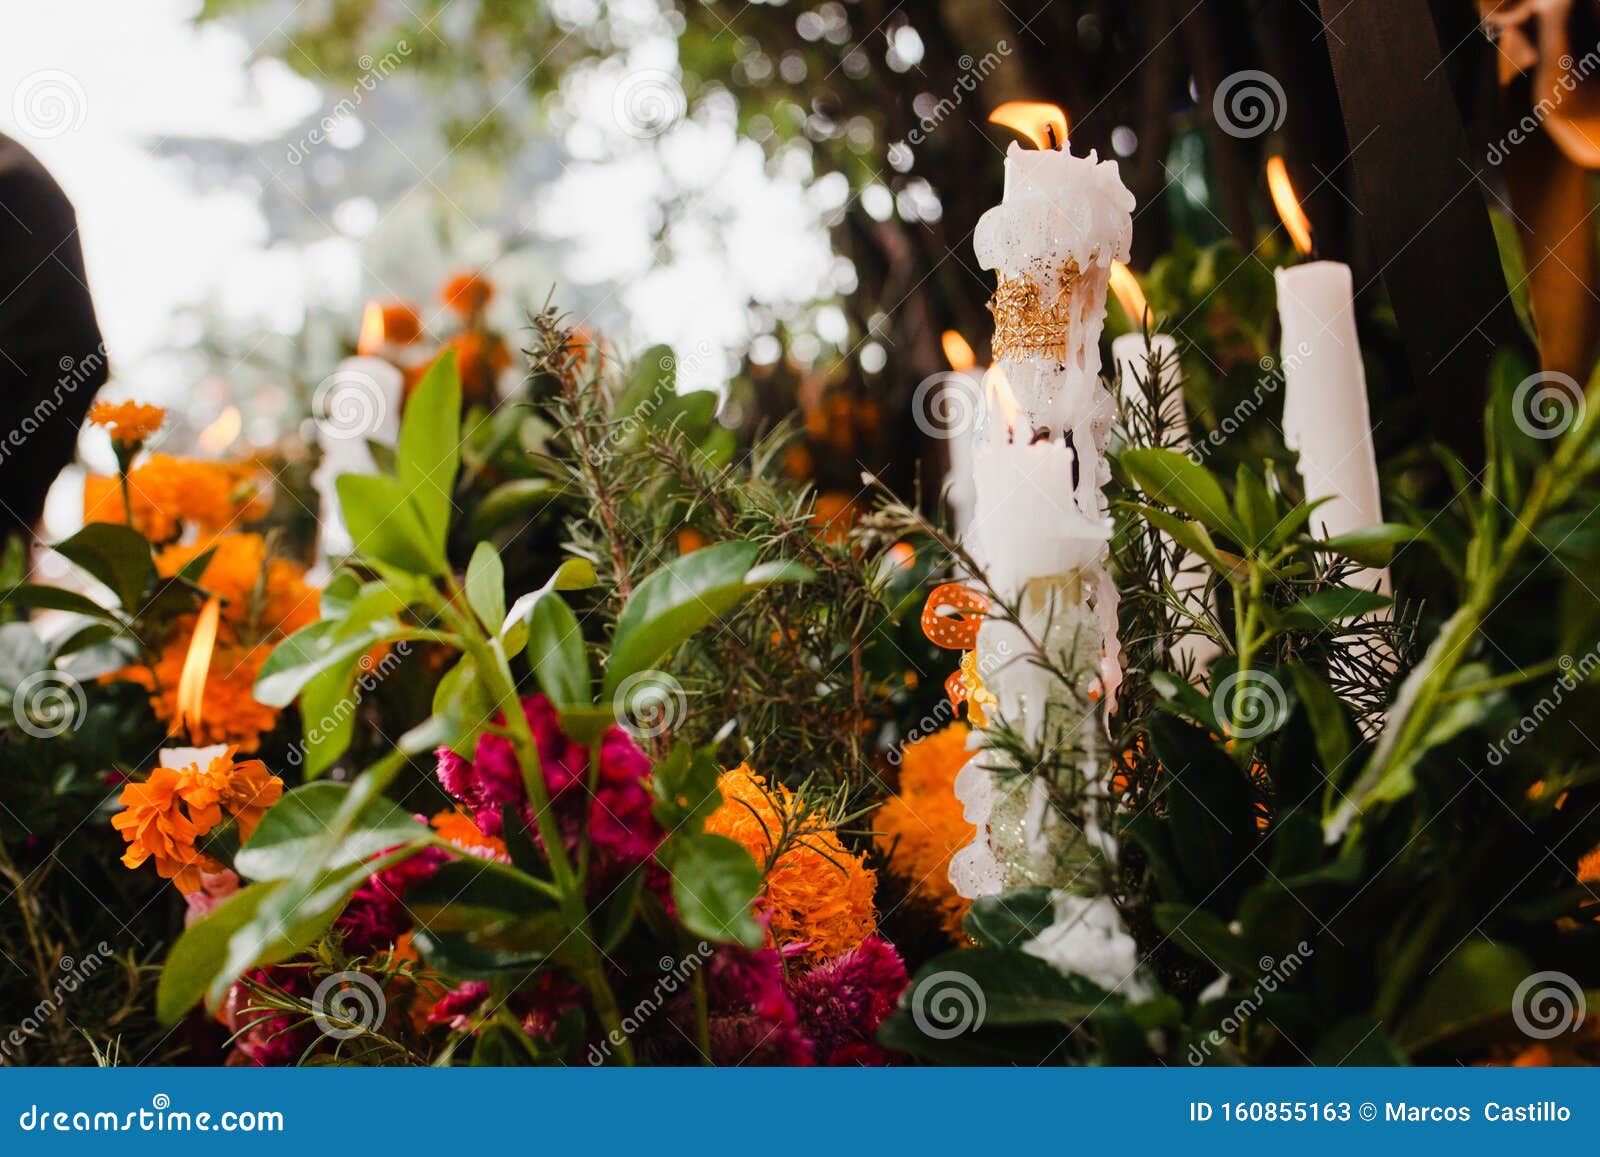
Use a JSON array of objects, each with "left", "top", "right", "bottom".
[{"left": 1045, "top": 124, "right": 1059, "bottom": 150}]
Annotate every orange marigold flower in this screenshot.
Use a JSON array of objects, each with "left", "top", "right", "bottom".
[
  {"left": 431, "top": 809, "right": 509, "bottom": 862},
  {"left": 157, "top": 535, "right": 319, "bottom": 640},
  {"left": 111, "top": 766, "right": 220, "bottom": 894},
  {"left": 875, "top": 723, "right": 976, "bottom": 941},
  {"left": 113, "top": 750, "right": 284, "bottom": 892},
  {"left": 125, "top": 635, "right": 280, "bottom": 752},
  {"left": 437, "top": 332, "right": 510, "bottom": 407},
  {"left": 89, "top": 400, "right": 165, "bottom": 446},
  {"left": 705, "top": 766, "right": 877, "bottom": 962},
  {"left": 378, "top": 302, "right": 424, "bottom": 345},
  {"left": 440, "top": 271, "right": 494, "bottom": 317},
  {"left": 84, "top": 455, "right": 270, "bottom": 541}
]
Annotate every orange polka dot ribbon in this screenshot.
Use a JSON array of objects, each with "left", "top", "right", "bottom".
[{"left": 921, "top": 583, "right": 989, "bottom": 651}]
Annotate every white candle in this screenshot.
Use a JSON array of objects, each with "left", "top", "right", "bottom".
[
  {"left": 1113, "top": 333, "right": 1221, "bottom": 674},
  {"left": 970, "top": 436, "right": 1110, "bottom": 602},
  {"left": 1274, "top": 262, "right": 1388, "bottom": 594}
]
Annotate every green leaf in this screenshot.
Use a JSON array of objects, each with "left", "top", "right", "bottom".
[
  {"left": 233, "top": 781, "right": 426, "bottom": 881},
  {"left": 431, "top": 655, "right": 496, "bottom": 755},
  {"left": 1146, "top": 714, "right": 1260, "bottom": 907},
  {"left": 1313, "top": 1015, "right": 1408, "bottom": 1066},
  {"left": 528, "top": 594, "right": 590, "bottom": 708},
  {"left": 396, "top": 351, "right": 462, "bottom": 550},
  {"left": 1281, "top": 586, "right": 1391, "bottom": 630},
  {"left": 254, "top": 618, "right": 394, "bottom": 708},
  {"left": 157, "top": 880, "right": 278, "bottom": 1023},
  {"left": 1152, "top": 903, "right": 1261, "bottom": 979},
  {"left": 407, "top": 860, "right": 563, "bottom": 954},
  {"left": 1120, "top": 448, "right": 1241, "bottom": 538},
  {"left": 663, "top": 832, "right": 764, "bottom": 948},
  {"left": 500, "top": 557, "right": 599, "bottom": 656},
  {"left": 964, "top": 888, "right": 1056, "bottom": 950},
  {"left": 1396, "top": 941, "right": 1535, "bottom": 1054},
  {"left": 337, "top": 473, "right": 446, "bottom": 575},
  {"left": 1232, "top": 464, "right": 1277, "bottom": 550},
  {"left": 1322, "top": 524, "right": 1421, "bottom": 568},
  {"left": 297, "top": 655, "right": 363, "bottom": 777},
  {"left": 650, "top": 741, "right": 723, "bottom": 829},
  {"left": 465, "top": 542, "right": 506, "bottom": 633},
  {"left": 900, "top": 948, "right": 1109, "bottom": 1032},
  {"left": 0, "top": 583, "right": 120, "bottom": 621},
  {"left": 604, "top": 541, "right": 812, "bottom": 695},
  {"left": 464, "top": 477, "right": 557, "bottom": 539},
  {"left": 52, "top": 522, "right": 156, "bottom": 612}
]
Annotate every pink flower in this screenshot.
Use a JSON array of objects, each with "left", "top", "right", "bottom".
[{"left": 183, "top": 867, "right": 240, "bottom": 927}]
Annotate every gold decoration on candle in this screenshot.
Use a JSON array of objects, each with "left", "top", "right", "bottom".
[{"left": 988, "top": 263, "right": 1079, "bottom": 364}]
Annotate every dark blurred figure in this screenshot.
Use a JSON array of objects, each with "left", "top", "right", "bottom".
[{"left": 0, "top": 131, "right": 106, "bottom": 544}]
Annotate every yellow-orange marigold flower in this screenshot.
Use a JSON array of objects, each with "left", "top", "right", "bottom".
[
  {"left": 431, "top": 809, "right": 509, "bottom": 862},
  {"left": 89, "top": 400, "right": 165, "bottom": 446},
  {"left": 84, "top": 455, "right": 269, "bottom": 541},
  {"left": 157, "top": 535, "right": 319, "bottom": 640},
  {"left": 113, "top": 750, "right": 284, "bottom": 892},
  {"left": 111, "top": 766, "right": 220, "bottom": 894},
  {"left": 439, "top": 271, "right": 494, "bottom": 316},
  {"left": 704, "top": 766, "right": 877, "bottom": 962},
  {"left": 876, "top": 723, "right": 976, "bottom": 941}
]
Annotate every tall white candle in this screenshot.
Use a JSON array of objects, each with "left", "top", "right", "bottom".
[{"left": 1274, "top": 261, "right": 1388, "bottom": 595}]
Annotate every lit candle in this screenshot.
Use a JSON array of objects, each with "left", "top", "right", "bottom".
[
  {"left": 1267, "top": 158, "right": 1388, "bottom": 596},
  {"left": 948, "top": 103, "right": 1147, "bottom": 995},
  {"left": 312, "top": 302, "right": 406, "bottom": 567}
]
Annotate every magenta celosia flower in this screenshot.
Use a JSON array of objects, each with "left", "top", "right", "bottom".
[
  {"left": 432, "top": 696, "right": 662, "bottom": 872},
  {"left": 335, "top": 844, "right": 448, "bottom": 956},
  {"left": 788, "top": 936, "right": 908, "bottom": 1064},
  {"left": 223, "top": 967, "right": 315, "bottom": 1066},
  {"left": 704, "top": 944, "right": 814, "bottom": 1065},
  {"left": 428, "top": 981, "right": 489, "bottom": 1032}
]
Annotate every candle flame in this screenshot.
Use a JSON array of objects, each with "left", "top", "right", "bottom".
[
  {"left": 988, "top": 102, "right": 1069, "bottom": 150},
  {"left": 356, "top": 300, "right": 387, "bottom": 356},
  {"left": 1266, "top": 156, "right": 1314, "bottom": 257},
  {"left": 1108, "top": 262, "right": 1150, "bottom": 328},
  {"left": 984, "top": 366, "right": 1021, "bottom": 432},
  {"left": 940, "top": 330, "right": 976, "bottom": 373},
  {"left": 196, "top": 406, "right": 241, "bottom": 454},
  {"left": 175, "top": 596, "right": 221, "bottom": 738}
]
